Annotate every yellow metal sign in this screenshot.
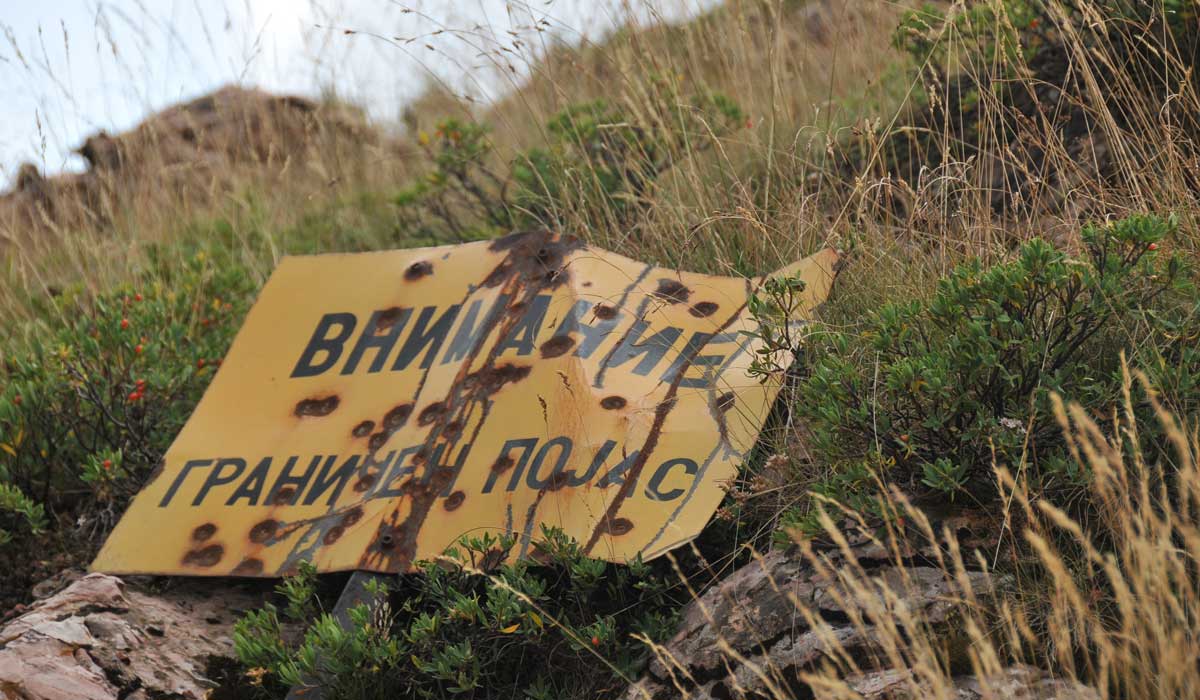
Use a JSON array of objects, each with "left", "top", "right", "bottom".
[{"left": 93, "top": 232, "right": 837, "bottom": 577}]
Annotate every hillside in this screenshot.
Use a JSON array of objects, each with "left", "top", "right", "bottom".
[{"left": 2, "top": 1, "right": 1200, "bottom": 698}]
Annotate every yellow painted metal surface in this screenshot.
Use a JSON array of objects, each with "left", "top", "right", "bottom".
[{"left": 92, "top": 232, "right": 838, "bottom": 577}]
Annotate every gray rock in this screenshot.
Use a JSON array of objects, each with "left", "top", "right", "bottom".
[
  {"left": 626, "top": 536, "right": 1092, "bottom": 700},
  {"left": 0, "top": 573, "right": 277, "bottom": 700}
]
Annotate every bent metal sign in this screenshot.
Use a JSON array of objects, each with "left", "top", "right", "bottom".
[{"left": 93, "top": 232, "right": 838, "bottom": 577}]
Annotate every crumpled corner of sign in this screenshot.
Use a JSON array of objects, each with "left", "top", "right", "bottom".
[{"left": 765, "top": 247, "right": 842, "bottom": 318}]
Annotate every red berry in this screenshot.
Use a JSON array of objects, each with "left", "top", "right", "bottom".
[
  {"left": 128, "top": 391, "right": 139, "bottom": 401},
  {"left": 102, "top": 459, "right": 112, "bottom": 469},
  {"left": 13, "top": 395, "right": 22, "bottom": 406},
  {"left": 1148, "top": 242, "right": 1159, "bottom": 251},
  {"left": 134, "top": 344, "right": 144, "bottom": 355},
  {"left": 120, "top": 318, "right": 130, "bottom": 330},
  {"left": 196, "top": 359, "right": 206, "bottom": 369},
  {"left": 591, "top": 635, "right": 600, "bottom": 647},
  {"left": 134, "top": 293, "right": 143, "bottom": 302},
  {"left": 213, "top": 358, "right": 222, "bottom": 367},
  {"left": 136, "top": 379, "right": 146, "bottom": 387}
]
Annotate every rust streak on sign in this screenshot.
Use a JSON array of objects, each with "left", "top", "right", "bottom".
[{"left": 92, "top": 231, "right": 838, "bottom": 576}]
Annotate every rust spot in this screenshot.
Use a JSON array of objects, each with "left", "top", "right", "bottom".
[
  {"left": 341, "top": 507, "right": 364, "bottom": 528},
  {"left": 690, "top": 301, "right": 720, "bottom": 317},
  {"left": 404, "top": 260, "right": 433, "bottom": 280},
  {"left": 323, "top": 526, "right": 346, "bottom": 545},
  {"left": 231, "top": 558, "right": 264, "bottom": 576},
  {"left": 716, "top": 392, "right": 736, "bottom": 412},
  {"left": 352, "top": 420, "right": 375, "bottom": 438},
  {"left": 294, "top": 395, "right": 339, "bottom": 417},
  {"left": 488, "top": 231, "right": 580, "bottom": 289},
  {"left": 600, "top": 395, "right": 627, "bottom": 410},
  {"left": 249, "top": 519, "right": 278, "bottom": 544},
  {"left": 443, "top": 490, "right": 466, "bottom": 511},
  {"left": 418, "top": 401, "right": 445, "bottom": 426},
  {"left": 383, "top": 403, "right": 414, "bottom": 430},
  {"left": 444, "top": 420, "right": 464, "bottom": 440},
  {"left": 540, "top": 335, "right": 575, "bottom": 359},
  {"left": 375, "top": 307, "right": 405, "bottom": 331},
  {"left": 483, "top": 262, "right": 512, "bottom": 288},
  {"left": 272, "top": 487, "right": 296, "bottom": 506},
  {"left": 601, "top": 517, "right": 634, "bottom": 537},
  {"left": 368, "top": 431, "right": 390, "bottom": 451},
  {"left": 593, "top": 304, "right": 618, "bottom": 320},
  {"left": 469, "top": 363, "right": 531, "bottom": 395},
  {"left": 492, "top": 455, "right": 515, "bottom": 474},
  {"left": 182, "top": 544, "right": 224, "bottom": 567},
  {"left": 653, "top": 279, "right": 691, "bottom": 304},
  {"left": 354, "top": 474, "right": 376, "bottom": 493},
  {"left": 192, "top": 523, "right": 217, "bottom": 542}
]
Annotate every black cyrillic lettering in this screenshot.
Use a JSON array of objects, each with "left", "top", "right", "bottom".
[
  {"left": 482, "top": 438, "right": 538, "bottom": 494},
  {"left": 291, "top": 313, "right": 357, "bottom": 378},
  {"left": 604, "top": 321, "right": 682, "bottom": 376},
  {"left": 442, "top": 295, "right": 509, "bottom": 364},
  {"left": 304, "top": 454, "right": 362, "bottom": 506},
  {"left": 265, "top": 455, "right": 322, "bottom": 506},
  {"left": 597, "top": 449, "right": 641, "bottom": 488},
  {"left": 497, "top": 295, "right": 551, "bottom": 356},
  {"left": 661, "top": 331, "right": 737, "bottom": 388},
  {"left": 568, "top": 440, "right": 615, "bottom": 487},
  {"left": 526, "top": 437, "right": 572, "bottom": 489},
  {"left": 554, "top": 300, "right": 619, "bottom": 359},
  {"left": 372, "top": 447, "right": 419, "bottom": 499},
  {"left": 226, "top": 457, "right": 271, "bottom": 506},
  {"left": 645, "top": 458, "right": 698, "bottom": 501},
  {"left": 393, "top": 306, "right": 460, "bottom": 370},
  {"left": 341, "top": 308, "right": 411, "bottom": 374},
  {"left": 159, "top": 459, "right": 213, "bottom": 507},
  {"left": 192, "top": 458, "right": 246, "bottom": 506}
]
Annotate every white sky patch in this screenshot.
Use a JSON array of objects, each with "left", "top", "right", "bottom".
[{"left": 0, "top": 0, "right": 715, "bottom": 183}]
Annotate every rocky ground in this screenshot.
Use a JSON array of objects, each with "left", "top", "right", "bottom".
[
  {"left": 0, "top": 572, "right": 278, "bottom": 699},
  {"left": 0, "top": 515, "right": 1098, "bottom": 700}
]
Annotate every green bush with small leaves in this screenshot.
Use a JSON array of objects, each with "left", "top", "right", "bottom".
[
  {"left": 0, "top": 243, "right": 252, "bottom": 554},
  {"left": 235, "top": 527, "right": 681, "bottom": 700},
  {"left": 394, "top": 87, "right": 744, "bottom": 242},
  {"left": 787, "top": 215, "right": 1197, "bottom": 522}
]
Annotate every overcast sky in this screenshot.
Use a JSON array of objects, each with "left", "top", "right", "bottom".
[{"left": 0, "top": 1, "right": 710, "bottom": 184}]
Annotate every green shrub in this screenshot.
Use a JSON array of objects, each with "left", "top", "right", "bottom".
[
  {"left": 395, "top": 86, "right": 744, "bottom": 242},
  {"left": 235, "top": 527, "right": 680, "bottom": 700},
  {"left": 788, "top": 214, "right": 1196, "bottom": 521},
  {"left": 0, "top": 244, "right": 252, "bottom": 550}
]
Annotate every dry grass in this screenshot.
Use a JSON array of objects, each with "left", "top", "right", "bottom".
[{"left": 643, "top": 365, "right": 1199, "bottom": 698}]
